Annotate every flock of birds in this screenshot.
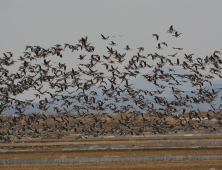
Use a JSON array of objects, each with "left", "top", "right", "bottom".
[{"left": 1, "top": 25, "right": 222, "bottom": 142}]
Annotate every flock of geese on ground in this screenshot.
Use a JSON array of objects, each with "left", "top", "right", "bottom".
[{"left": 1, "top": 25, "right": 222, "bottom": 142}]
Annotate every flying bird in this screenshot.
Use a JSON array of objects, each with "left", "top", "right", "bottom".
[
  {"left": 153, "top": 34, "right": 159, "bottom": 41},
  {"left": 101, "top": 34, "right": 109, "bottom": 40}
]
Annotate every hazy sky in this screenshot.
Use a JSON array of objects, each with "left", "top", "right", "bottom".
[
  {"left": 1, "top": 0, "right": 222, "bottom": 100},
  {"left": 1, "top": 1, "right": 222, "bottom": 57}
]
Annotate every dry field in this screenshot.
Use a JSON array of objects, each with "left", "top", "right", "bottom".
[
  {"left": 1, "top": 134, "right": 222, "bottom": 169},
  {"left": 1, "top": 161, "right": 222, "bottom": 170},
  {"left": 2, "top": 137, "right": 222, "bottom": 147},
  {"left": 1, "top": 148, "right": 222, "bottom": 159},
  {"left": 1, "top": 113, "right": 222, "bottom": 169},
  {"left": 0, "top": 136, "right": 222, "bottom": 159},
  {"left": 0, "top": 111, "right": 219, "bottom": 133}
]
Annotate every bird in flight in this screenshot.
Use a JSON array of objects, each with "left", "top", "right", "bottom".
[
  {"left": 172, "top": 31, "right": 182, "bottom": 37},
  {"left": 153, "top": 34, "right": 159, "bottom": 41},
  {"left": 101, "top": 34, "right": 109, "bottom": 40},
  {"left": 161, "top": 42, "right": 168, "bottom": 47},
  {"left": 124, "top": 45, "right": 132, "bottom": 51},
  {"left": 168, "top": 53, "right": 177, "bottom": 57},
  {"left": 173, "top": 47, "right": 183, "bottom": 50},
  {"left": 167, "top": 25, "right": 175, "bottom": 33},
  {"left": 109, "top": 41, "right": 117, "bottom": 46},
  {"left": 156, "top": 43, "right": 162, "bottom": 50}
]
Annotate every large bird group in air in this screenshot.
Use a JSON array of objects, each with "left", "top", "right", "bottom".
[{"left": 1, "top": 25, "right": 222, "bottom": 143}]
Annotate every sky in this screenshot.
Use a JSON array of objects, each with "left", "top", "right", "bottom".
[{"left": 1, "top": 0, "right": 222, "bottom": 101}]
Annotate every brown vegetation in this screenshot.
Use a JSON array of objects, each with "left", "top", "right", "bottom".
[{"left": 1, "top": 160, "right": 222, "bottom": 170}]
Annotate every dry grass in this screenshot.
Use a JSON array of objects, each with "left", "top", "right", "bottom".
[
  {"left": 0, "top": 112, "right": 219, "bottom": 133},
  {"left": 1, "top": 112, "right": 221, "bottom": 169},
  {"left": 1, "top": 138, "right": 222, "bottom": 148},
  {"left": 1, "top": 134, "right": 222, "bottom": 169},
  {"left": 1, "top": 148, "right": 222, "bottom": 159},
  {"left": 3, "top": 135, "right": 222, "bottom": 146},
  {"left": 20, "top": 135, "right": 222, "bottom": 142},
  {"left": 1, "top": 160, "right": 222, "bottom": 170}
]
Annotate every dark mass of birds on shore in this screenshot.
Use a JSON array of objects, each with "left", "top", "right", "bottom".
[{"left": 1, "top": 25, "right": 222, "bottom": 143}]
